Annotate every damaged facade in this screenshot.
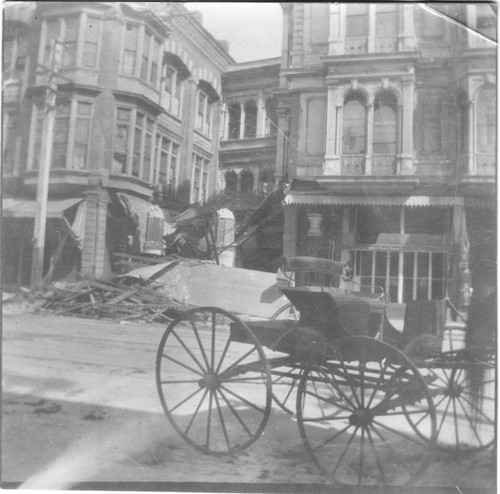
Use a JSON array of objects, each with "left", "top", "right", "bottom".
[
  {"left": 2, "top": 1, "right": 234, "bottom": 286},
  {"left": 271, "top": 3, "right": 496, "bottom": 306}
]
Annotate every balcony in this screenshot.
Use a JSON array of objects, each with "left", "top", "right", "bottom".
[
  {"left": 339, "top": 155, "right": 398, "bottom": 175},
  {"left": 344, "top": 38, "right": 368, "bottom": 55},
  {"left": 374, "top": 36, "right": 398, "bottom": 53},
  {"left": 475, "top": 154, "right": 495, "bottom": 176},
  {"left": 340, "top": 155, "right": 364, "bottom": 174},
  {"left": 372, "top": 155, "right": 398, "bottom": 175}
]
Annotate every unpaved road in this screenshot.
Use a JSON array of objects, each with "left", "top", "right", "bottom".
[{"left": 2, "top": 313, "right": 496, "bottom": 492}]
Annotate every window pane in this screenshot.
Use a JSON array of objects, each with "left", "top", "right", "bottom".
[
  {"left": 376, "top": 10, "right": 398, "bottom": 36},
  {"left": 45, "top": 19, "right": 60, "bottom": 64},
  {"left": 117, "top": 108, "right": 131, "bottom": 122},
  {"left": 150, "top": 62, "right": 158, "bottom": 84},
  {"left": 53, "top": 144, "right": 67, "bottom": 168},
  {"left": 346, "top": 4, "right": 368, "bottom": 38},
  {"left": 123, "top": 51, "right": 135, "bottom": 74},
  {"left": 133, "top": 129, "right": 142, "bottom": 177},
  {"left": 125, "top": 25, "right": 138, "bottom": 49},
  {"left": 342, "top": 95, "right": 366, "bottom": 154},
  {"left": 83, "top": 42, "right": 97, "bottom": 67},
  {"left": 477, "top": 88, "right": 496, "bottom": 154},
  {"left": 65, "top": 17, "right": 79, "bottom": 42},
  {"left": 373, "top": 93, "right": 397, "bottom": 154},
  {"left": 75, "top": 118, "right": 89, "bottom": 142},
  {"left": 73, "top": 143, "right": 87, "bottom": 169},
  {"left": 77, "top": 102, "right": 91, "bottom": 116},
  {"left": 62, "top": 42, "right": 77, "bottom": 67},
  {"left": 85, "top": 17, "right": 100, "bottom": 43}
]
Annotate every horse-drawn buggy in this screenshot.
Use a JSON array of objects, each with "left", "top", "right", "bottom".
[{"left": 155, "top": 256, "right": 495, "bottom": 486}]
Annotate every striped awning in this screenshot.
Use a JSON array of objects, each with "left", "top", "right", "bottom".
[{"left": 283, "top": 194, "right": 464, "bottom": 207}]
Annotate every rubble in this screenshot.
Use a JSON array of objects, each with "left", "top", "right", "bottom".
[{"left": 7, "top": 276, "right": 188, "bottom": 323}]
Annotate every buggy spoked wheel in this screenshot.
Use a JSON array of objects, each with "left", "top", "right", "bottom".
[
  {"left": 407, "top": 351, "right": 496, "bottom": 452},
  {"left": 156, "top": 307, "right": 272, "bottom": 455},
  {"left": 296, "top": 336, "right": 436, "bottom": 486},
  {"left": 270, "top": 302, "right": 300, "bottom": 321},
  {"left": 269, "top": 360, "right": 304, "bottom": 416}
]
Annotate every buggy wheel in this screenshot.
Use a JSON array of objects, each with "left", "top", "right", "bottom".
[
  {"left": 156, "top": 307, "right": 272, "bottom": 455},
  {"left": 270, "top": 302, "right": 300, "bottom": 321},
  {"left": 407, "top": 351, "right": 496, "bottom": 452},
  {"left": 269, "top": 361, "right": 304, "bottom": 416},
  {"left": 296, "top": 336, "right": 436, "bottom": 486},
  {"left": 269, "top": 303, "right": 301, "bottom": 415}
]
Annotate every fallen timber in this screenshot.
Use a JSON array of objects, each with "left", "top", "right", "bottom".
[{"left": 41, "top": 276, "right": 187, "bottom": 323}]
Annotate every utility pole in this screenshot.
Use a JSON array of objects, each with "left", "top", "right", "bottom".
[{"left": 31, "top": 39, "right": 63, "bottom": 288}]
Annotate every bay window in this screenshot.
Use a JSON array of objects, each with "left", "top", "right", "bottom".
[
  {"left": 113, "top": 108, "right": 131, "bottom": 174},
  {"left": 53, "top": 102, "right": 71, "bottom": 168},
  {"left": 155, "top": 133, "right": 179, "bottom": 191},
  {"left": 30, "top": 98, "right": 92, "bottom": 170},
  {"left": 132, "top": 112, "right": 155, "bottom": 180},
  {"left": 135, "top": 28, "right": 160, "bottom": 85},
  {"left": 62, "top": 16, "right": 78, "bottom": 67},
  {"left": 42, "top": 14, "right": 101, "bottom": 69},
  {"left": 191, "top": 154, "right": 210, "bottom": 203},
  {"left": 123, "top": 24, "right": 138, "bottom": 75},
  {"left": 83, "top": 16, "right": 101, "bottom": 67},
  {"left": 112, "top": 106, "right": 156, "bottom": 182},
  {"left": 73, "top": 102, "right": 92, "bottom": 169}
]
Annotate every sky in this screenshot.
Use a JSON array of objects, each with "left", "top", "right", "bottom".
[{"left": 184, "top": 3, "right": 283, "bottom": 63}]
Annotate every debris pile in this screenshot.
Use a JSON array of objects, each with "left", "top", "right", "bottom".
[{"left": 40, "top": 277, "right": 187, "bottom": 323}]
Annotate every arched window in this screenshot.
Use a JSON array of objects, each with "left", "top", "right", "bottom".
[
  {"left": 342, "top": 92, "right": 366, "bottom": 154},
  {"left": 373, "top": 91, "right": 397, "bottom": 154},
  {"left": 476, "top": 87, "right": 496, "bottom": 155},
  {"left": 225, "top": 170, "right": 237, "bottom": 192},
  {"left": 228, "top": 103, "right": 241, "bottom": 140},
  {"left": 240, "top": 169, "right": 254, "bottom": 193},
  {"left": 244, "top": 101, "right": 258, "bottom": 138}
]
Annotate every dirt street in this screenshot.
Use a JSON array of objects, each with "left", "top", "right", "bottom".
[{"left": 2, "top": 313, "right": 496, "bottom": 492}]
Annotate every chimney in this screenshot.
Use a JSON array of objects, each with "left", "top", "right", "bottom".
[
  {"left": 217, "top": 40, "right": 230, "bottom": 52},
  {"left": 191, "top": 10, "right": 203, "bottom": 25}
]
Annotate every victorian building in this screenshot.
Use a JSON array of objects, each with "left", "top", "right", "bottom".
[
  {"left": 2, "top": 2, "right": 233, "bottom": 286},
  {"left": 274, "top": 3, "right": 496, "bottom": 306},
  {"left": 218, "top": 58, "right": 281, "bottom": 270}
]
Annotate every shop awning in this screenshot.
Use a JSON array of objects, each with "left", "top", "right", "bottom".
[
  {"left": 2, "top": 198, "right": 83, "bottom": 218},
  {"left": 283, "top": 194, "right": 464, "bottom": 207}
]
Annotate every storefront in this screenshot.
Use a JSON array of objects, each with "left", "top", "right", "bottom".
[{"left": 283, "top": 185, "right": 466, "bottom": 305}]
